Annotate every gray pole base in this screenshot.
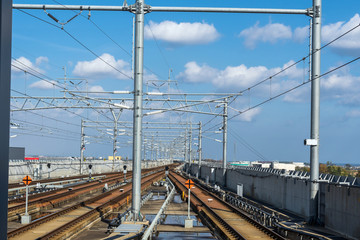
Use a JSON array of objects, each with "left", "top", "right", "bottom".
[
  {"left": 184, "top": 219, "right": 193, "bottom": 228},
  {"left": 21, "top": 214, "right": 32, "bottom": 224}
]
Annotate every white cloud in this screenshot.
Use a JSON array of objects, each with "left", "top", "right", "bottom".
[
  {"left": 320, "top": 71, "right": 360, "bottom": 105},
  {"left": 321, "top": 73, "right": 360, "bottom": 91},
  {"left": 230, "top": 107, "right": 261, "bottom": 122},
  {"left": 29, "top": 80, "right": 58, "bottom": 89},
  {"left": 144, "top": 20, "right": 220, "bottom": 45},
  {"left": 178, "top": 60, "right": 303, "bottom": 92},
  {"left": 85, "top": 85, "right": 107, "bottom": 96},
  {"left": 239, "top": 22, "right": 292, "bottom": 49},
  {"left": 346, "top": 109, "right": 360, "bottom": 118},
  {"left": 88, "top": 85, "right": 105, "bottom": 92},
  {"left": 322, "top": 14, "right": 360, "bottom": 53},
  {"left": 73, "top": 53, "right": 131, "bottom": 80},
  {"left": 11, "top": 56, "right": 44, "bottom": 74},
  {"left": 177, "top": 62, "right": 218, "bottom": 83},
  {"left": 293, "top": 26, "right": 309, "bottom": 43},
  {"left": 283, "top": 86, "right": 310, "bottom": 103},
  {"left": 291, "top": 14, "right": 360, "bottom": 54},
  {"left": 239, "top": 108, "right": 261, "bottom": 122},
  {"left": 35, "top": 56, "right": 49, "bottom": 65}
]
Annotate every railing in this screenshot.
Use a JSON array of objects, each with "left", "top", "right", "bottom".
[{"left": 141, "top": 177, "right": 175, "bottom": 240}]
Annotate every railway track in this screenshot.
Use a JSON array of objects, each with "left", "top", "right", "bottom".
[
  {"left": 7, "top": 168, "right": 166, "bottom": 239},
  {"left": 169, "top": 171, "right": 286, "bottom": 240},
  {"left": 8, "top": 172, "right": 132, "bottom": 222},
  {"left": 8, "top": 171, "right": 119, "bottom": 189},
  {"left": 8, "top": 165, "right": 174, "bottom": 222},
  {"left": 9, "top": 173, "right": 127, "bottom": 205}
]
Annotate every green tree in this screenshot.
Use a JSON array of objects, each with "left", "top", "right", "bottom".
[{"left": 344, "top": 164, "right": 351, "bottom": 170}]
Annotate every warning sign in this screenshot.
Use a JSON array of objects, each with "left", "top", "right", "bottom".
[
  {"left": 23, "top": 176, "right": 32, "bottom": 185},
  {"left": 185, "top": 179, "right": 194, "bottom": 189}
]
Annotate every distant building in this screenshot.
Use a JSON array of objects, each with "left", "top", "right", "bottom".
[
  {"left": 250, "top": 161, "right": 305, "bottom": 171},
  {"left": 251, "top": 161, "right": 271, "bottom": 168},
  {"left": 107, "top": 156, "right": 122, "bottom": 161},
  {"left": 230, "top": 161, "right": 250, "bottom": 167}
]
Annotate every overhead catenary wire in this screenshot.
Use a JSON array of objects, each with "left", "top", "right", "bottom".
[
  {"left": 11, "top": 104, "right": 80, "bottom": 127},
  {"left": 11, "top": 62, "right": 115, "bottom": 122},
  {"left": 203, "top": 19, "right": 360, "bottom": 133},
  {"left": 16, "top": 9, "right": 133, "bottom": 80},
  {"left": 11, "top": 118, "right": 80, "bottom": 136},
  {"left": 224, "top": 54, "right": 360, "bottom": 126},
  {"left": 10, "top": 131, "right": 80, "bottom": 141},
  {"left": 229, "top": 127, "right": 269, "bottom": 161},
  {"left": 12, "top": 58, "right": 63, "bottom": 85},
  {"left": 12, "top": 46, "right": 64, "bottom": 70},
  {"left": 144, "top": 18, "right": 176, "bottom": 80},
  {"left": 51, "top": 0, "right": 163, "bottom": 79},
  {"left": 13, "top": 4, "right": 360, "bottom": 160}
]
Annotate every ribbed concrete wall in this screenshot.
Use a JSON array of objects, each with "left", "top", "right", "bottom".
[
  {"left": 323, "top": 184, "right": 360, "bottom": 239},
  {"left": 9, "top": 159, "right": 171, "bottom": 183},
  {"left": 188, "top": 164, "right": 359, "bottom": 239},
  {"left": 225, "top": 168, "right": 310, "bottom": 217},
  {"left": 199, "top": 166, "right": 217, "bottom": 183},
  {"left": 215, "top": 167, "right": 225, "bottom": 185}
]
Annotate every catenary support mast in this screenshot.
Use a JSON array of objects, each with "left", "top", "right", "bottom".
[
  {"left": 222, "top": 99, "right": 228, "bottom": 176},
  {"left": 310, "top": 0, "right": 321, "bottom": 222},
  {"left": 131, "top": 0, "right": 145, "bottom": 220}
]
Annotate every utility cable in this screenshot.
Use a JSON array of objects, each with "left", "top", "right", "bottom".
[
  {"left": 51, "top": 0, "right": 162, "bottom": 79},
  {"left": 229, "top": 127, "right": 269, "bottom": 161},
  {"left": 11, "top": 104, "right": 80, "bottom": 127},
  {"left": 11, "top": 63, "right": 114, "bottom": 122},
  {"left": 16, "top": 9, "right": 133, "bottom": 80}
]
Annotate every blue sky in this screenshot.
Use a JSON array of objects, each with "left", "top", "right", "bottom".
[{"left": 9, "top": 0, "right": 360, "bottom": 165}]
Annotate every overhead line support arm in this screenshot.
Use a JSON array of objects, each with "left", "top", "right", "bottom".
[{"left": 13, "top": 4, "right": 312, "bottom": 16}]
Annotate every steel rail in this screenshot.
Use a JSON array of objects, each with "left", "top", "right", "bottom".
[
  {"left": 8, "top": 171, "right": 118, "bottom": 189},
  {"left": 170, "top": 171, "right": 286, "bottom": 240},
  {"left": 8, "top": 173, "right": 124, "bottom": 204},
  {"left": 8, "top": 172, "right": 131, "bottom": 212},
  {"left": 34, "top": 171, "right": 165, "bottom": 240},
  {"left": 168, "top": 172, "right": 245, "bottom": 240},
  {"left": 141, "top": 177, "right": 176, "bottom": 240},
  {"left": 7, "top": 167, "right": 166, "bottom": 239},
  {"left": 195, "top": 179, "right": 286, "bottom": 240}
]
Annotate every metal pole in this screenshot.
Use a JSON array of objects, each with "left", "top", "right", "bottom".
[
  {"left": 188, "top": 187, "right": 191, "bottom": 219},
  {"left": 0, "top": 2, "right": 12, "bottom": 235},
  {"left": 25, "top": 184, "right": 29, "bottom": 215},
  {"left": 131, "top": 0, "right": 145, "bottom": 221},
  {"left": 189, "top": 123, "right": 192, "bottom": 168},
  {"left": 223, "top": 99, "right": 228, "bottom": 175},
  {"left": 310, "top": 0, "right": 321, "bottom": 222},
  {"left": 113, "top": 120, "right": 117, "bottom": 171},
  {"left": 151, "top": 135, "right": 154, "bottom": 161},
  {"left": 198, "top": 122, "right": 202, "bottom": 167},
  {"left": 184, "top": 129, "right": 188, "bottom": 171},
  {"left": 80, "top": 119, "right": 84, "bottom": 175},
  {"left": 143, "top": 139, "right": 146, "bottom": 162}
]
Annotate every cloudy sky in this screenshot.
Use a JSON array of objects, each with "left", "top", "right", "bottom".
[{"left": 10, "top": 0, "right": 360, "bottom": 165}]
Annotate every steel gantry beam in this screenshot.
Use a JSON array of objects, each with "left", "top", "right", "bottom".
[
  {"left": 13, "top": 4, "right": 311, "bottom": 16},
  {"left": 11, "top": 1, "right": 321, "bottom": 222}
]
